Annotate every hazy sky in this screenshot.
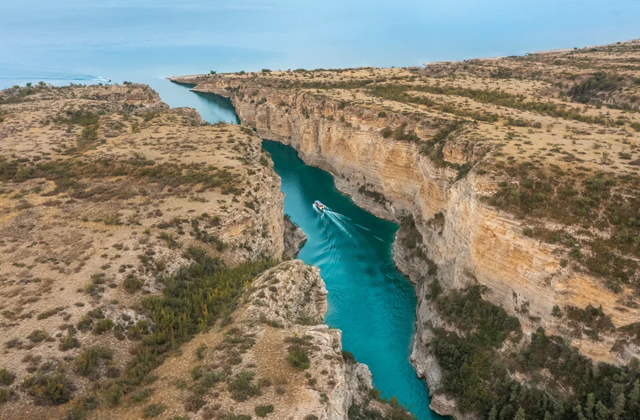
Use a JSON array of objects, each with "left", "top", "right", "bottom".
[{"left": 1, "top": 0, "right": 639, "bottom": 86}]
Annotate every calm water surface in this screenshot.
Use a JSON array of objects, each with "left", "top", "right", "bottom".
[
  {"left": 2, "top": 0, "right": 640, "bottom": 91},
  {"left": 262, "top": 140, "right": 442, "bottom": 419}
]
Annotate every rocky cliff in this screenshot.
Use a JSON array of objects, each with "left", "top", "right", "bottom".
[
  {"left": 171, "top": 42, "right": 640, "bottom": 419},
  {"left": 0, "top": 83, "right": 407, "bottom": 420}
]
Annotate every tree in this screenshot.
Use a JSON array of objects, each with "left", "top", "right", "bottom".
[
  {"left": 595, "top": 401, "right": 609, "bottom": 420},
  {"left": 575, "top": 405, "right": 587, "bottom": 420},
  {"left": 488, "top": 406, "right": 497, "bottom": 420},
  {"left": 209, "top": 70, "right": 217, "bottom": 75},
  {"left": 513, "top": 408, "right": 526, "bottom": 420},
  {"left": 585, "top": 393, "right": 596, "bottom": 420},
  {"left": 628, "top": 380, "right": 640, "bottom": 415}
]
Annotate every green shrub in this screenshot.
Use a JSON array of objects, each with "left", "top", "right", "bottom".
[
  {"left": 0, "top": 369, "right": 16, "bottom": 386},
  {"left": 341, "top": 350, "right": 355, "bottom": 364},
  {"left": 74, "top": 346, "right": 113, "bottom": 377},
  {"left": 59, "top": 333, "right": 81, "bottom": 351},
  {"left": 27, "top": 329, "right": 48, "bottom": 343},
  {"left": 22, "top": 371, "right": 74, "bottom": 405},
  {"left": 77, "top": 317, "right": 93, "bottom": 332},
  {"left": 103, "top": 383, "right": 123, "bottom": 406},
  {"left": 130, "top": 388, "right": 153, "bottom": 404},
  {"left": 286, "top": 346, "right": 310, "bottom": 370},
  {"left": 117, "top": 251, "right": 273, "bottom": 392},
  {"left": 92, "top": 318, "right": 114, "bottom": 335},
  {"left": 254, "top": 404, "right": 274, "bottom": 417},
  {"left": 183, "top": 394, "right": 205, "bottom": 412},
  {"left": 123, "top": 274, "right": 144, "bottom": 293},
  {"left": 0, "top": 387, "right": 13, "bottom": 404},
  {"left": 228, "top": 371, "right": 261, "bottom": 401},
  {"left": 195, "top": 344, "right": 207, "bottom": 360},
  {"left": 143, "top": 403, "right": 166, "bottom": 418},
  {"left": 64, "top": 395, "right": 98, "bottom": 420},
  {"left": 225, "top": 414, "right": 252, "bottom": 420}
]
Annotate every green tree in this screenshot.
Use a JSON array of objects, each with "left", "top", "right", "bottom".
[
  {"left": 575, "top": 405, "right": 587, "bottom": 420},
  {"left": 613, "top": 392, "right": 625, "bottom": 420},
  {"left": 488, "top": 406, "right": 497, "bottom": 420},
  {"left": 628, "top": 380, "right": 640, "bottom": 415},
  {"left": 513, "top": 408, "right": 526, "bottom": 420},
  {"left": 585, "top": 393, "right": 596, "bottom": 420},
  {"left": 595, "top": 401, "right": 609, "bottom": 420}
]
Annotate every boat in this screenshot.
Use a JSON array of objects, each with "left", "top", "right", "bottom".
[{"left": 313, "top": 200, "right": 325, "bottom": 211}]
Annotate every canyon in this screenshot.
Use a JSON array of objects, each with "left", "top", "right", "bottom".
[
  {"left": 0, "top": 84, "right": 407, "bottom": 420},
  {"left": 171, "top": 39, "right": 640, "bottom": 419}
]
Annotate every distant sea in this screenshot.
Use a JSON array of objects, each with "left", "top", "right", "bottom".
[{"left": 1, "top": 0, "right": 639, "bottom": 96}]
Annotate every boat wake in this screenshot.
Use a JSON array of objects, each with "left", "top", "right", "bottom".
[{"left": 313, "top": 204, "right": 359, "bottom": 239}]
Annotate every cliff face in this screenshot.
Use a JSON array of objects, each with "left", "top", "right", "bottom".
[
  {"left": 0, "top": 83, "right": 407, "bottom": 420},
  {"left": 173, "top": 75, "right": 638, "bottom": 352},
  {"left": 0, "top": 83, "right": 287, "bottom": 419},
  {"left": 170, "top": 64, "right": 640, "bottom": 417}
]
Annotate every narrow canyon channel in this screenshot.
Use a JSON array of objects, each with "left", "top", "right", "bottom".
[{"left": 167, "top": 81, "right": 445, "bottom": 420}]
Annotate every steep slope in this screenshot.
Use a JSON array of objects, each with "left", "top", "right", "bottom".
[
  {"left": 0, "top": 84, "right": 407, "bottom": 420},
  {"left": 172, "top": 39, "right": 640, "bottom": 420}
]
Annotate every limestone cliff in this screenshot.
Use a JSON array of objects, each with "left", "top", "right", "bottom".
[
  {"left": 171, "top": 47, "right": 640, "bottom": 418},
  {"left": 0, "top": 83, "right": 405, "bottom": 420}
]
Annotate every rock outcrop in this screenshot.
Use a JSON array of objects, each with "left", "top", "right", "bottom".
[{"left": 283, "top": 217, "right": 307, "bottom": 259}]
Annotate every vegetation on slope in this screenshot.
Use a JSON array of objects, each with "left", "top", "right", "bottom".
[{"left": 428, "top": 284, "right": 640, "bottom": 420}]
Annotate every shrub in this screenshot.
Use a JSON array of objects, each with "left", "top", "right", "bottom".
[
  {"left": 102, "top": 213, "right": 121, "bottom": 225},
  {"left": 27, "top": 329, "right": 48, "bottom": 343},
  {"left": 64, "top": 395, "right": 98, "bottom": 420},
  {"left": 77, "top": 317, "right": 93, "bottom": 332},
  {"left": 286, "top": 346, "right": 310, "bottom": 370},
  {"left": 228, "top": 371, "right": 261, "bottom": 401},
  {"left": 143, "top": 403, "right": 166, "bottom": 418},
  {"left": 0, "top": 369, "right": 16, "bottom": 386},
  {"left": 0, "top": 387, "right": 13, "bottom": 404},
  {"left": 59, "top": 333, "right": 81, "bottom": 351},
  {"left": 103, "top": 383, "right": 123, "bottom": 406},
  {"left": 183, "top": 394, "right": 205, "bottom": 412},
  {"left": 380, "top": 127, "right": 393, "bottom": 138},
  {"left": 254, "top": 404, "right": 274, "bottom": 417},
  {"left": 74, "top": 346, "right": 113, "bottom": 377},
  {"left": 130, "top": 388, "right": 153, "bottom": 404},
  {"left": 195, "top": 344, "right": 207, "bottom": 360},
  {"left": 93, "top": 318, "right": 114, "bottom": 335},
  {"left": 341, "top": 350, "right": 355, "bottom": 364},
  {"left": 22, "top": 371, "right": 75, "bottom": 405},
  {"left": 226, "top": 414, "right": 252, "bottom": 420},
  {"left": 123, "top": 274, "right": 144, "bottom": 293}
]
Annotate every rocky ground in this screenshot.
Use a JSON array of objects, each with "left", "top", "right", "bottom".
[
  {"left": 0, "top": 84, "right": 407, "bottom": 420},
  {"left": 172, "top": 39, "right": 640, "bottom": 420}
]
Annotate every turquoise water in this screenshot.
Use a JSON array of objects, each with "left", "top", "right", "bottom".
[{"left": 262, "top": 140, "right": 442, "bottom": 419}]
